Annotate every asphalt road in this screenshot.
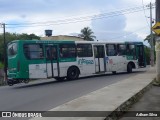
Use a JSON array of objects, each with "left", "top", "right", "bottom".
[{"left": 0, "top": 69, "right": 147, "bottom": 112}]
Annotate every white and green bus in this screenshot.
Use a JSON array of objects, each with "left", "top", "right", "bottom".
[{"left": 7, "top": 40, "right": 146, "bottom": 86}]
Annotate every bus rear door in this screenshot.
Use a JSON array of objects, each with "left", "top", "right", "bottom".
[
  {"left": 45, "top": 45, "right": 59, "bottom": 78},
  {"left": 136, "top": 45, "right": 146, "bottom": 67},
  {"left": 94, "top": 45, "right": 106, "bottom": 73}
]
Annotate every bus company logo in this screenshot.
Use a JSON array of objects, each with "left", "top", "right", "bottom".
[
  {"left": 2, "top": 112, "right": 11, "bottom": 117},
  {"left": 78, "top": 59, "right": 94, "bottom": 65},
  {"left": 1, "top": 112, "right": 42, "bottom": 118}
]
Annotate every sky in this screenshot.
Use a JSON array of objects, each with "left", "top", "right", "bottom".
[{"left": 0, "top": 0, "right": 156, "bottom": 45}]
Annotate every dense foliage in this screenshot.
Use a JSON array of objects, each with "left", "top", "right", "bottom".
[
  {"left": 144, "top": 33, "right": 156, "bottom": 65},
  {"left": 144, "top": 33, "right": 156, "bottom": 46},
  {"left": 144, "top": 46, "right": 151, "bottom": 65}
]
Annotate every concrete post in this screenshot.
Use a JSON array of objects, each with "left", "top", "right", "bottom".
[
  {"left": 150, "top": 2, "right": 154, "bottom": 66},
  {"left": 155, "top": 0, "right": 160, "bottom": 85},
  {"left": 155, "top": 41, "right": 160, "bottom": 84}
]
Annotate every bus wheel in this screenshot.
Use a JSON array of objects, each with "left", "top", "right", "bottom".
[
  {"left": 67, "top": 67, "right": 79, "bottom": 80},
  {"left": 55, "top": 77, "right": 65, "bottom": 81},
  {"left": 112, "top": 71, "right": 116, "bottom": 74},
  {"left": 7, "top": 81, "right": 13, "bottom": 86},
  {"left": 24, "top": 79, "right": 29, "bottom": 84},
  {"left": 127, "top": 63, "right": 132, "bottom": 73}
]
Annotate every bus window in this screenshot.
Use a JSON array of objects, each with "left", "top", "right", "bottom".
[
  {"left": 127, "top": 44, "right": 135, "bottom": 56},
  {"left": 77, "top": 44, "right": 93, "bottom": 57},
  {"left": 106, "top": 44, "right": 117, "bottom": 56},
  {"left": 23, "top": 44, "right": 44, "bottom": 59},
  {"left": 117, "top": 44, "right": 126, "bottom": 55},
  {"left": 99, "top": 46, "right": 105, "bottom": 58},
  {"left": 95, "top": 46, "right": 105, "bottom": 58},
  {"left": 46, "top": 46, "right": 57, "bottom": 60},
  {"left": 8, "top": 43, "right": 17, "bottom": 56},
  {"left": 94, "top": 47, "right": 98, "bottom": 58},
  {"left": 59, "top": 44, "right": 76, "bottom": 58}
]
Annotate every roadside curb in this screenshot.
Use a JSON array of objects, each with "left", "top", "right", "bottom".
[{"left": 105, "top": 79, "right": 154, "bottom": 120}]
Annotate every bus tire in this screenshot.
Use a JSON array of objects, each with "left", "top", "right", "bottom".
[
  {"left": 55, "top": 77, "right": 65, "bottom": 81},
  {"left": 7, "top": 80, "right": 13, "bottom": 86},
  {"left": 67, "top": 67, "right": 80, "bottom": 80},
  {"left": 24, "top": 79, "right": 29, "bottom": 84},
  {"left": 112, "top": 71, "right": 116, "bottom": 74},
  {"left": 127, "top": 63, "right": 132, "bottom": 73}
]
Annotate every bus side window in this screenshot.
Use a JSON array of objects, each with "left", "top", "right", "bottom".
[
  {"left": 23, "top": 44, "right": 44, "bottom": 59},
  {"left": 94, "top": 47, "right": 98, "bottom": 58},
  {"left": 59, "top": 44, "right": 76, "bottom": 58},
  {"left": 24, "top": 45, "right": 29, "bottom": 59},
  {"left": 46, "top": 47, "right": 51, "bottom": 59},
  {"left": 127, "top": 44, "right": 135, "bottom": 55},
  {"left": 46, "top": 46, "right": 57, "bottom": 60},
  {"left": 51, "top": 47, "right": 57, "bottom": 59},
  {"left": 77, "top": 44, "right": 93, "bottom": 57},
  {"left": 106, "top": 44, "right": 117, "bottom": 56},
  {"left": 117, "top": 44, "right": 126, "bottom": 55}
]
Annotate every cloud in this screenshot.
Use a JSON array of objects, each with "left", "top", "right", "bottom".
[
  {"left": 91, "top": 11, "right": 150, "bottom": 47},
  {"left": 90, "top": 0, "right": 155, "bottom": 45},
  {"left": 92, "top": 15, "right": 126, "bottom": 32},
  {"left": 5, "top": 13, "right": 92, "bottom": 36},
  {"left": 0, "top": 0, "right": 153, "bottom": 46},
  {"left": 0, "top": 0, "right": 104, "bottom": 15},
  {"left": 91, "top": 13, "right": 127, "bottom": 41}
]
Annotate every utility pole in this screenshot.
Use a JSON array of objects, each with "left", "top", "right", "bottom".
[
  {"left": 156, "top": 0, "right": 160, "bottom": 22},
  {"left": 150, "top": 2, "right": 154, "bottom": 67},
  {"left": 1, "top": 23, "right": 7, "bottom": 85},
  {"left": 155, "top": 0, "right": 160, "bottom": 85}
]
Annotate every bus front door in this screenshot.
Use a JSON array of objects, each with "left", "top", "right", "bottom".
[
  {"left": 46, "top": 45, "right": 59, "bottom": 78},
  {"left": 94, "top": 45, "right": 106, "bottom": 73}
]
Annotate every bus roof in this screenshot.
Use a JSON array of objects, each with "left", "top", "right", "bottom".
[
  {"left": 8, "top": 40, "right": 75, "bottom": 45},
  {"left": 8, "top": 40, "right": 144, "bottom": 45}
]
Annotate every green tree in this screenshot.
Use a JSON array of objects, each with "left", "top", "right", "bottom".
[
  {"left": 79, "top": 27, "right": 96, "bottom": 41},
  {"left": 144, "top": 46, "right": 151, "bottom": 65},
  {"left": 18, "top": 33, "right": 40, "bottom": 40},
  {"left": 144, "top": 33, "right": 156, "bottom": 63},
  {"left": 144, "top": 33, "right": 156, "bottom": 46}
]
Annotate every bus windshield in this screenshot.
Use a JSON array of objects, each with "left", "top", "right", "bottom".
[{"left": 8, "top": 43, "right": 17, "bottom": 57}]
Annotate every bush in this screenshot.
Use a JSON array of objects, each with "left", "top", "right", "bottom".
[
  {"left": 0, "top": 62, "right": 4, "bottom": 69},
  {"left": 144, "top": 46, "right": 151, "bottom": 65}
]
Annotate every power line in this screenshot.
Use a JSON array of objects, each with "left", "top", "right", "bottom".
[
  {"left": 110, "top": 26, "right": 148, "bottom": 40},
  {"left": 7, "top": 9, "right": 146, "bottom": 28},
  {"left": 6, "top": 8, "right": 150, "bottom": 28},
  {"left": 141, "top": 0, "right": 150, "bottom": 27},
  {"left": 7, "top": 5, "right": 146, "bottom": 25},
  {"left": 6, "top": 4, "right": 154, "bottom": 28}
]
